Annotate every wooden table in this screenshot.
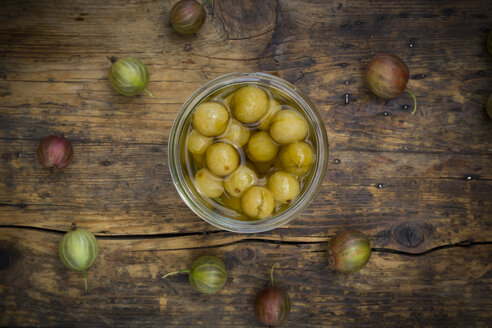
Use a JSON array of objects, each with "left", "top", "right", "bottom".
[{"left": 1, "top": 0, "right": 491, "bottom": 326}]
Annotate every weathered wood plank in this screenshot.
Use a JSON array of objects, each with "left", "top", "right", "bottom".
[
  {"left": 1, "top": 0, "right": 492, "bottom": 326},
  {"left": 1, "top": 228, "right": 491, "bottom": 327},
  {"left": 1, "top": 0, "right": 491, "bottom": 165},
  {"left": 1, "top": 140, "right": 490, "bottom": 251}
]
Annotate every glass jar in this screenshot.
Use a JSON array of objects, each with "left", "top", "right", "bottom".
[{"left": 168, "top": 72, "right": 328, "bottom": 233}]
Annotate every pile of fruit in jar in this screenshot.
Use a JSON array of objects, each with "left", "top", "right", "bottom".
[{"left": 184, "top": 84, "right": 316, "bottom": 220}]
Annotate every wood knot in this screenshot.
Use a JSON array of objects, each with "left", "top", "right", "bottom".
[
  {"left": 240, "top": 248, "right": 255, "bottom": 262},
  {"left": 394, "top": 222, "right": 424, "bottom": 248},
  {"left": 0, "top": 248, "right": 12, "bottom": 270},
  {"left": 217, "top": 0, "right": 277, "bottom": 41}
]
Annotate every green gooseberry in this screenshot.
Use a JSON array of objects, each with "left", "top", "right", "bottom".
[
  {"left": 59, "top": 226, "right": 99, "bottom": 290},
  {"left": 108, "top": 57, "right": 152, "bottom": 97},
  {"left": 162, "top": 255, "right": 227, "bottom": 294}
]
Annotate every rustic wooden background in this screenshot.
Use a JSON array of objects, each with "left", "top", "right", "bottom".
[{"left": 1, "top": 0, "right": 491, "bottom": 327}]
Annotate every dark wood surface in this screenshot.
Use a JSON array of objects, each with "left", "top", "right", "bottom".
[{"left": 1, "top": 0, "right": 491, "bottom": 327}]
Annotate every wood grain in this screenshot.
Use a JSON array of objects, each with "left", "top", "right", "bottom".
[
  {"left": 1, "top": 0, "right": 492, "bottom": 326},
  {"left": 1, "top": 141, "right": 490, "bottom": 251},
  {"left": 1, "top": 228, "right": 491, "bottom": 327}
]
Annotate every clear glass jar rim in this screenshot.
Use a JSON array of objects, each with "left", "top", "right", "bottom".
[{"left": 168, "top": 72, "right": 328, "bottom": 233}]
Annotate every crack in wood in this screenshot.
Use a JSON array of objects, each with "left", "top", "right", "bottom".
[
  {"left": 1, "top": 225, "right": 490, "bottom": 256},
  {"left": 226, "top": 28, "right": 275, "bottom": 41},
  {"left": 129, "top": 238, "right": 492, "bottom": 255},
  {"left": 0, "top": 225, "right": 222, "bottom": 238},
  {"left": 372, "top": 240, "right": 492, "bottom": 257},
  {"left": 0, "top": 203, "right": 27, "bottom": 208}
]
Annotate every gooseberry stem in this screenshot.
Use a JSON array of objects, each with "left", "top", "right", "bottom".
[
  {"left": 83, "top": 270, "right": 88, "bottom": 291},
  {"left": 405, "top": 89, "right": 417, "bottom": 116},
  {"left": 270, "top": 263, "right": 279, "bottom": 286},
  {"left": 162, "top": 269, "right": 191, "bottom": 279},
  {"left": 143, "top": 88, "right": 154, "bottom": 98},
  {"left": 213, "top": 197, "right": 225, "bottom": 206}
]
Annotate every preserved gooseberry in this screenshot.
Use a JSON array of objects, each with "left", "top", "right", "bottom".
[
  {"left": 192, "top": 102, "right": 230, "bottom": 137},
  {"left": 258, "top": 99, "right": 281, "bottom": 131},
  {"left": 267, "top": 171, "right": 300, "bottom": 204},
  {"left": 253, "top": 159, "right": 276, "bottom": 177},
  {"left": 224, "top": 92, "right": 234, "bottom": 108},
  {"left": 221, "top": 194, "right": 242, "bottom": 212},
  {"left": 241, "top": 186, "right": 275, "bottom": 219},
  {"left": 269, "top": 109, "right": 308, "bottom": 144},
  {"left": 205, "top": 142, "right": 239, "bottom": 176},
  {"left": 224, "top": 165, "right": 258, "bottom": 198},
  {"left": 187, "top": 129, "right": 213, "bottom": 155},
  {"left": 192, "top": 153, "right": 206, "bottom": 169},
  {"left": 246, "top": 131, "right": 278, "bottom": 163},
  {"left": 230, "top": 86, "right": 269, "bottom": 123},
  {"left": 279, "top": 141, "right": 314, "bottom": 176},
  {"left": 222, "top": 118, "right": 250, "bottom": 147},
  {"left": 194, "top": 168, "right": 223, "bottom": 198}
]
